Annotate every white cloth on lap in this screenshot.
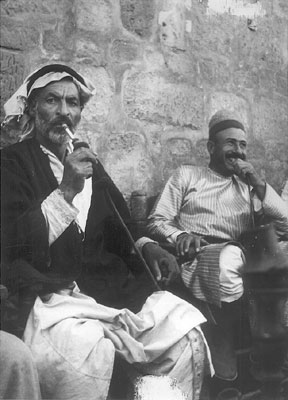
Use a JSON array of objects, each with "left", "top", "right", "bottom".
[{"left": 23, "top": 288, "right": 213, "bottom": 400}]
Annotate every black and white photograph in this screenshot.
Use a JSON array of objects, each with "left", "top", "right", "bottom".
[{"left": 0, "top": 1, "right": 288, "bottom": 399}]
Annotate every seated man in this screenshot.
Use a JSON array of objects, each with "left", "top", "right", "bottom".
[
  {"left": 147, "top": 109, "right": 288, "bottom": 380},
  {"left": 1, "top": 64, "right": 213, "bottom": 400}
]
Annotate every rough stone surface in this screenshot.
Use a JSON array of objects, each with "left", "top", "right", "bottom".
[
  {"left": 75, "top": 39, "right": 106, "bottom": 66},
  {"left": 110, "top": 39, "right": 139, "bottom": 63},
  {"left": 0, "top": 0, "right": 61, "bottom": 15},
  {"left": 120, "top": 0, "right": 155, "bottom": 38},
  {"left": 77, "top": 0, "right": 113, "bottom": 35},
  {"left": 158, "top": 0, "right": 187, "bottom": 50},
  {"left": 1, "top": 17, "right": 40, "bottom": 51},
  {"left": 123, "top": 71, "right": 204, "bottom": 129},
  {"left": 0, "top": 49, "right": 26, "bottom": 126},
  {"left": 79, "top": 66, "right": 115, "bottom": 124},
  {"left": 1, "top": 0, "right": 287, "bottom": 197},
  {"left": 253, "top": 97, "right": 288, "bottom": 141}
]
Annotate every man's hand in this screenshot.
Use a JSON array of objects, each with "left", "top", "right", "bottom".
[
  {"left": 176, "top": 233, "right": 209, "bottom": 258},
  {"left": 59, "top": 147, "right": 98, "bottom": 203},
  {"left": 142, "top": 243, "right": 180, "bottom": 286},
  {"left": 232, "top": 159, "right": 266, "bottom": 200}
]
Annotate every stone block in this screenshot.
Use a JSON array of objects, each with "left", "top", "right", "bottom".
[
  {"left": 78, "top": 66, "right": 115, "bottom": 123},
  {"left": 0, "top": 17, "right": 39, "bottom": 50},
  {"left": 75, "top": 39, "right": 106, "bottom": 66},
  {"left": 120, "top": 0, "right": 155, "bottom": 38},
  {"left": 0, "top": 50, "right": 26, "bottom": 145},
  {"left": 214, "top": 60, "right": 232, "bottom": 89},
  {"left": 107, "top": 131, "right": 144, "bottom": 153},
  {"left": 164, "top": 52, "right": 198, "bottom": 81},
  {"left": 200, "top": 59, "right": 215, "bottom": 85},
  {"left": 77, "top": 0, "right": 113, "bottom": 34},
  {"left": 248, "top": 137, "right": 288, "bottom": 193},
  {"left": 144, "top": 48, "right": 166, "bottom": 70},
  {"left": 158, "top": 1, "right": 186, "bottom": 50},
  {"left": 263, "top": 139, "right": 288, "bottom": 193},
  {"left": 258, "top": 68, "right": 276, "bottom": 94},
  {"left": 276, "top": 71, "right": 288, "bottom": 97},
  {"left": 123, "top": 71, "right": 204, "bottom": 128},
  {"left": 233, "top": 68, "right": 260, "bottom": 90},
  {"left": 43, "top": 29, "right": 66, "bottom": 52},
  {"left": 233, "top": 19, "right": 287, "bottom": 71},
  {"left": 252, "top": 97, "right": 288, "bottom": 142},
  {"left": 103, "top": 132, "right": 153, "bottom": 197},
  {"left": 42, "top": 3, "right": 76, "bottom": 53},
  {"left": 166, "top": 138, "right": 192, "bottom": 156},
  {"left": 0, "top": 0, "right": 61, "bottom": 16},
  {"left": 273, "top": 0, "right": 288, "bottom": 18},
  {"left": 110, "top": 39, "right": 139, "bottom": 63},
  {"left": 191, "top": 10, "right": 238, "bottom": 59},
  {"left": 0, "top": 50, "right": 25, "bottom": 113},
  {"left": 162, "top": 142, "right": 193, "bottom": 177},
  {"left": 195, "top": 138, "right": 210, "bottom": 166},
  {"left": 158, "top": 133, "right": 208, "bottom": 185}
]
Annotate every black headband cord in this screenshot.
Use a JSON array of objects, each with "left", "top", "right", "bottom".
[{"left": 26, "top": 64, "right": 87, "bottom": 94}]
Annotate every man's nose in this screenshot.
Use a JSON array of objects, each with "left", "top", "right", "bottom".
[
  {"left": 57, "top": 100, "right": 70, "bottom": 116},
  {"left": 234, "top": 142, "right": 242, "bottom": 153}
]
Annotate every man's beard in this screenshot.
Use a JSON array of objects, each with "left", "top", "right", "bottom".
[
  {"left": 35, "top": 115, "right": 71, "bottom": 145},
  {"left": 47, "top": 129, "right": 69, "bottom": 145}
]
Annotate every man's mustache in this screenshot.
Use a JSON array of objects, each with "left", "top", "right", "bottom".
[
  {"left": 226, "top": 152, "right": 246, "bottom": 161},
  {"left": 47, "top": 117, "right": 73, "bottom": 131}
]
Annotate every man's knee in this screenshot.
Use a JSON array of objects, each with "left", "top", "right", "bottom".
[
  {"left": 0, "top": 331, "right": 40, "bottom": 399},
  {"left": 0, "top": 331, "right": 35, "bottom": 368},
  {"left": 219, "top": 244, "right": 245, "bottom": 302}
]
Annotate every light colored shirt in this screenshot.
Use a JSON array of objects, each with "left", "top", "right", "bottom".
[
  {"left": 147, "top": 165, "right": 288, "bottom": 243},
  {"left": 40, "top": 145, "right": 92, "bottom": 246}
]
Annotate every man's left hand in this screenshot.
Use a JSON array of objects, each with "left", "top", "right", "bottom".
[{"left": 142, "top": 243, "right": 180, "bottom": 286}]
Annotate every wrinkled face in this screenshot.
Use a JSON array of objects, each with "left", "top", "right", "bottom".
[
  {"left": 31, "top": 79, "right": 82, "bottom": 146},
  {"left": 207, "top": 127, "right": 247, "bottom": 176}
]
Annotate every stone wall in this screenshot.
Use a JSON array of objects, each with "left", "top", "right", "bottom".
[{"left": 1, "top": 0, "right": 287, "bottom": 202}]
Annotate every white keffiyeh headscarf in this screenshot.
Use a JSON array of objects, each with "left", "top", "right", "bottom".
[{"left": 2, "top": 64, "right": 96, "bottom": 141}]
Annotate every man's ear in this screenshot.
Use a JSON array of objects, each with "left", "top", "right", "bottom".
[
  {"left": 28, "top": 99, "right": 37, "bottom": 117},
  {"left": 207, "top": 140, "right": 215, "bottom": 156}
]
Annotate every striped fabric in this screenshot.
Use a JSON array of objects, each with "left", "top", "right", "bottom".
[
  {"left": 147, "top": 165, "right": 288, "bottom": 243},
  {"left": 147, "top": 166, "right": 288, "bottom": 306},
  {"left": 181, "top": 243, "right": 225, "bottom": 307}
]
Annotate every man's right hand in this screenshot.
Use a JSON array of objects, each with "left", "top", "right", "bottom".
[
  {"left": 176, "top": 232, "right": 209, "bottom": 258},
  {"left": 59, "top": 147, "right": 98, "bottom": 203},
  {"left": 142, "top": 242, "right": 180, "bottom": 286}
]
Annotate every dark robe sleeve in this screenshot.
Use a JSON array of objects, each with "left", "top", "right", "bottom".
[
  {"left": 1, "top": 145, "right": 51, "bottom": 271},
  {"left": 1, "top": 140, "right": 82, "bottom": 293}
]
